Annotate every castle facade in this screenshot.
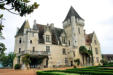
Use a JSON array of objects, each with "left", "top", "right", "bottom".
[{"left": 14, "top": 6, "right": 102, "bottom": 69}]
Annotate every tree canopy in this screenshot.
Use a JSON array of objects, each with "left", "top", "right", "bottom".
[{"left": 0, "top": 0, "right": 39, "bottom": 34}]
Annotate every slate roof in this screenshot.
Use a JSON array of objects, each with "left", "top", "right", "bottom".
[
  {"left": 16, "top": 20, "right": 30, "bottom": 36},
  {"left": 34, "top": 24, "right": 64, "bottom": 45},
  {"left": 63, "top": 6, "right": 84, "bottom": 22},
  {"left": 85, "top": 33, "right": 94, "bottom": 45}
]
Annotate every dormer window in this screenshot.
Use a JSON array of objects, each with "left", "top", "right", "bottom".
[
  {"left": 46, "top": 35, "right": 50, "bottom": 42},
  {"left": 62, "top": 37, "right": 66, "bottom": 44},
  {"left": 19, "top": 38, "right": 22, "bottom": 44}
]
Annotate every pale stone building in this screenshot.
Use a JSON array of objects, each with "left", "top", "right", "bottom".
[{"left": 14, "top": 6, "right": 102, "bottom": 69}]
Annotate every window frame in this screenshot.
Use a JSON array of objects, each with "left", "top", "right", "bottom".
[{"left": 46, "top": 46, "right": 50, "bottom": 53}]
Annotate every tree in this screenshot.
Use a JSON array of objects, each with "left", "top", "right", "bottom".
[
  {"left": 0, "top": 42, "right": 6, "bottom": 61},
  {"left": 22, "top": 54, "right": 31, "bottom": 69},
  {"left": 0, "top": 42, "right": 6, "bottom": 55},
  {"left": 79, "top": 46, "right": 87, "bottom": 65},
  {"left": 100, "top": 59, "right": 108, "bottom": 65},
  {"left": 0, "top": 0, "right": 39, "bottom": 34},
  {"left": 7, "top": 52, "right": 16, "bottom": 68},
  {"left": 74, "top": 58, "right": 80, "bottom": 66},
  {"left": 0, "top": 52, "right": 16, "bottom": 68}
]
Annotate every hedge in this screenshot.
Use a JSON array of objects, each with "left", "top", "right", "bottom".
[{"left": 37, "top": 71, "right": 80, "bottom": 75}]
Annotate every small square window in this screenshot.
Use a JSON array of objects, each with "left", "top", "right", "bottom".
[{"left": 63, "top": 48, "right": 66, "bottom": 55}]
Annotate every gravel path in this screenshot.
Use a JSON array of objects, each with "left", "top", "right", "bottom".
[{"left": 0, "top": 67, "right": 73, "bottom": 75}]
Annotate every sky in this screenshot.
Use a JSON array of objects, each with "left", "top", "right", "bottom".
[{"left": 0, "top": 0, "right": 113, "bottom": 54}]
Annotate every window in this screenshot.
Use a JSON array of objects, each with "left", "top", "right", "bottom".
[
  {"left": 62, "top": 37, "right": 65, "bottom": 44},
  {"left": 46, "top": 35, "right": 50, "bottom": 42},
  {"left": 19, "top": 38, "right": 22, "bottom": 44},
  {"left": 46, "top": 46, "right": 50, "bottom": 53},
  {"left": 94, "top": 40, "right": 97, "bottom": 45},
  {"left": 95, "top": 48, "right": 98, "bottom": 54},
  {"left": 17, "top": 56, "right": 20, "bottom": 64},
  {"left": 19, "top": 48, "right": 21, "bottom": 53},
  {"left": 30, "top": 40, "right": 32, "bottom": 44},
  {"left": 73, "top": 51, "right": 75, "bottom": 57},
  {"left": 32, "top": 33, "right": 34, "bottom": 37},
  {"left": 96, "top": 57, "right": 99, "bottom": 63},
  {"left": 32, "top": 47, "right": 35, "bottom": 52},
  {"left": 69, "top": 40, "right": 70, "bottom": 46},
  {"left": 65, "top": 58, "right": 68, "bottom": 65},
  {"left": 78, "top": 28, "right": 80, "bottom": 34},
  {"left": 63, "top": 48, "right": 66, "bottom": 55}
]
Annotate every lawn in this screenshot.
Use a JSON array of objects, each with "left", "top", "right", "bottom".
[{"left": 37, "top": 65, "right": 113, "bottom": 75}]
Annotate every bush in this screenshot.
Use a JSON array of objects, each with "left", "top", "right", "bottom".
[{"left": 14, "top": 64, "right": 21, "bottom": 69}]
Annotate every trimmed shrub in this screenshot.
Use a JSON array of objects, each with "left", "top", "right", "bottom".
[{"left": 14, "top": 64, "right": 21, "bottom": 69}]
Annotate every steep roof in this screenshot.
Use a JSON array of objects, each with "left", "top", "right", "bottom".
[
  {"left": 35, "top": 24, "right": 64, "bottom": 44},
  {"left": 63, "top": 6, "right": 84, "bottom": 22},
  {"left": 16, "top": 20, "right": 30, "bottom": 36},
  {"left": 85, "top": 33, "right": 94, "bottom": 45}
]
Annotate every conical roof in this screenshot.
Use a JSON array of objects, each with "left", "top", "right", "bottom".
[
  {"left": 63, "top": 6, "right": 84, "bottom": 22},
  {"left": 16, "top": 20, "right": 30, "bottom": 36}
]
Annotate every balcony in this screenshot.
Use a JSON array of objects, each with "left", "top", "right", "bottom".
[{"left": 17, "top": 50, "right": 50, "bottom": 56}]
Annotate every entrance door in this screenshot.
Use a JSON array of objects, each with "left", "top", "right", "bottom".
[{"left": 71, "top": 61, "right": 73, "bottom": 66}]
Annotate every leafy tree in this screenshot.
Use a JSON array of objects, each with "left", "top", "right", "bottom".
[
  {"left": 0, "top": 42, "right": 6, "bottom": 55},
  {"left": 0, "top": 42, "right": 6, "bottom": 61},
  {"left": 0, "top": 0, "right": 39, "bottom": 34},
  {"left": 74, "top": 58, "right": 80, "bottom": 66},
  {"left": 22, "top": 54, "right": 31, "bottom": 69},
  {"left": 0, "top": 52, "right": 16, "bottom": 67},
  {"left": 7, "top": 52, "right": 16, "bottom": 67},
  {"left": 100, "top": 59, "right": 108, "bottom": 65}
]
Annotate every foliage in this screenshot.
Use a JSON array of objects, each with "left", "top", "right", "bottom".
[
  {"left": 37, "top": 65, "right": 113, "bottom": 75},
  {"left": 22, "top": 54, "right": 31, "bottom": 69},
  {"left": 37, "top": 71, "right": 80, "bottom": 75},
  {"left": 7, "top": 52, "right": 16, "bottom": 67},
  {"left": 14, "top": 64, "right": 21, "bottom": 69},
  {"left": 0, "top": 0, "right": 39, "bottom": 16},
  {"left": 87, "top": 50, "right": 92, "bottom": 56},
  {"left": 0, "top": 0, "right": 39, "bottom": 34},
  {"left": 79, "top": 46, "right": 87, "bottom": 54},
  {"left": 0, "top": 52, "right": 16, "bottom": 68},
  {"left": 0, "top": 42, "right": 6, "bottom": 55},
  {"left": 100, "top": 59, "right": 108, "bottom": 65},
  {"left": 74, "top": 59, "right": 80, "bottom": 66},
  {"left": 79, "top": 46, "right": 92, "bottom": 56}
]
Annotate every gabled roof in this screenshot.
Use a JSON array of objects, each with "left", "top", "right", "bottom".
[
  {"left": 85, "top": 32, "right": 94, "bottom": 45},
  {"left": 63, "top": 6, "right": 84, "bottom": 22},
  {"left": 16, "top": 20, "right": 30, "bottom": 36},
  {"left": 34, "top": 24, "right": 64, "bottom": 45}
]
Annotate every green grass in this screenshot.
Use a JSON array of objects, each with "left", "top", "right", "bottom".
[
  {"left": 37, "top": 65, "right": 113, "bottom": 75},
  {"left": 37, "top": 71, "right": 80, "bottom": 75}
]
